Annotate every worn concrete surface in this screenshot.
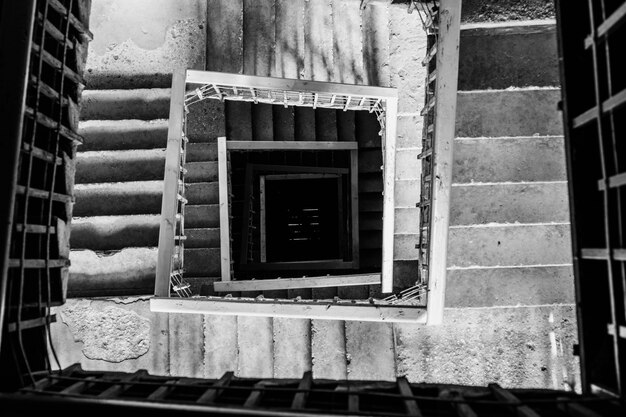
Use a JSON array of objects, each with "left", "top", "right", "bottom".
[
  {"left": 448, "top": 224, "right": 572, "bottom": 267},
  {"left": 78, "top": 119, "right": 168, "bottom": 151},
  {"left": 237, "top": 316, "right": 274, "bottom": 378},
  {"left": 450, "top": 182, "right": 570, "bottom": 225},
  {"left": 169, "top": 313, "right": 204, "bottom": 378},
  {"left": 448, "top": 224, "right": 572, "bottom": 268},
  {"left": 461, "top": 0, "right": 555, "bottom": 23},
  {"left": 453, "top": 136, "right": 566, "bottom": 183},
  {"left": 68, "top": 248, "right": 156, "bottom": 296},
  {"left": 273, "top": 318, "right": 312, "bottom": 378},
  {"left": 458, "top": 22, "right": 559, "bottom": 90},
  {"left": 204, "top": 315, "right": 238, "bottom": 378},
  {"left": 80, "top": 88, "right": 170, "bottom": 120},
  {"left": 311, "top": 320, "right": 347, "bottom": 380},
  {"left": 51, "top": 298, "right": 169, "bottom": 375},
  {"left": 456, "top": 88, "right": 563, "bottom": 137},
  {"left": 76, "top": 149, "right": 166, "bottom": 183},
  {"left": 71, "top": 214, "right": 159, "bottom": 250},
  {"left": 74, "top": 181, "right": 162, "bottom": 216},
  {"left": 85, "top": 0, "right": 207, "bottom": 89},
  {"left": 395, "top": 305, "right": 579, "bottom": 391},
  {"left": 345, "top": 322, "right": 396, "bottom": 381},
  {"left": 445, "top": 266, "right": 575, "bottom": 308}
]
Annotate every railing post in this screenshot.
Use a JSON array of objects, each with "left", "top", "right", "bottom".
[
  {"left": 426, "top": 0, "right": 462, "bottom": 325},
  {"left": 382, "top": 98, "right": 398, "bottom": 293},
  {"left": 155, "top": 69, "right": 187, "bottom": 297}
]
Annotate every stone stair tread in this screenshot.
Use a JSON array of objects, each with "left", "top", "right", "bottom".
[
  {"left": 445, "top": 265, "right": 575, "bottom": 309},
  {"left": 185, "top": 182, "right": 219, "bottom": 205},
  {"left": 237, "top": 316, "right": 274, "bottom": 378},
  {"left": 68, "top": 247, "right": 157, "bottom": 297},
  {"left": 455, "top": 88, "right": 563, "bottom": 138},
  {"left": 345, "top": 321, "right": 396, "bottom": 381},
  {"left": 311, "top": 319, "right": 347, "bottom": 380},
  {"left": 450, "top": 182, "right": 570, "bottom": 226},
  {"left": 76, "top": 148, "right": 166, "bottom": 184},
  {"left": 273, "top": 317, "right": 312, "bottom": 378},
  {"left": 185, "top": 204, "right": 220, "bottom": 228},
  {"left": 186, "top": 161, "right": 218, "bottom": 183},
  {"left": 78, "top": 119, "right": 168, "bottom": 151},
  {"left": 184, "top": 248, "right": 221, "bottom": 277},
  {"left": 81, "top": 88, "right": 171, "bottom": 121},
  {"left": 185, "top": 228, "right": 220, "bottom": 249},
  {"left": 453, "top": 135, "right": 566, "bottom": 183},
  {"left": 71, "top": 214, "right": 159, "bottom": 250},
  {"left": 74, "top": 180, "right": 163, "bottom": 216},
  {"left": 204, "top": 315, "right": 238, "bottom": 378},
  {"left": 447, "top": 223, "right": 572, "bottom": 268},
  {"left": 187, "top": 142, "right": 218, "bottom": 162},
  {"left": 458, "top": 21, "right": 558, "bottom": 90}
]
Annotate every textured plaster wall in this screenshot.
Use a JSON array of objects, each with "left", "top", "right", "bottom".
[
  {"left": 85, "top": 0, "right": 207, "bottom": 88},
  {"left": 51, "top": 298, "right": 170, "bottom": 375}
]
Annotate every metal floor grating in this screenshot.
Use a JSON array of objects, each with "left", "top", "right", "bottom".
[{"left": 2, "top": 365, "right": 623, "bottom": 416}]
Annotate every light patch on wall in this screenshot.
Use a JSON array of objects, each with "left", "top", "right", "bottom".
[{"left": 61, "top": 300, "right": 151, "bottom": 362}]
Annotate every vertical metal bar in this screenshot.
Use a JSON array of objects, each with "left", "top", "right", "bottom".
[
  {"left": 155, "top": 70, "right": 187, "bottom": 297},
  {"left": 260, "top": 175, "right": 267, "bottom": 263},
  {"left": 291, "top": 371, "right": 312, "bottom": 410},
  {"left": 350, "top": 149, "right": 360, "bottom": 268},
  {"left": 44, "top": 0, "right": 73, "bottom": 373},
  {"left": 16, "top": 0, "right": 52, "bottom": 384},
  {"left": 397, "top": 377, "right": 422, "bottom": 416},
  {"left": 218, "top": 137, "right": 232, "bottom": 282},
  {"left": 0, "top": 0, "right": 37, "bottom": 355},
  {"left": 381, "top": 97, "right": 398, "bottom": 293},
  {"left": 425, "top": 0, "right": 462, "bottom": 325},
  {"left": 600, "top": 0, "right": 626, "bottom": 395},
  {"left": 587, "top": 0, "right": 624, "bottom": 395}
]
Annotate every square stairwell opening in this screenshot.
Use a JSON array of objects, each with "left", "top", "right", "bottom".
[
  {"left": 151, "top": 70, "right": 430, "bottom": 323},
  {"left": 229, "top": 147, "right": 362, "bottom": 277}
]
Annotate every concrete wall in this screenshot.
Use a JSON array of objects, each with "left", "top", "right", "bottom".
[
  {"left": 85, "top": 0, "right": 207, "bottom": 89},
  {"left": 54, "top": 0, "right": 580, "bottom": 392}
]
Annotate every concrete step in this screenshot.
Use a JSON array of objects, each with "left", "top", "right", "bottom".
[
  {"left": 187, "top": 162, "right": 219, "bottom": 183},
  {"left": 186, "top": 204, "right": 220, "bottom": 228},
  {"left": 450, "top": 182, "right": 570, "bottom": 226},
  {"left": 394, "top": 305, "right": 577, "bottom": 385},
  {"left": 458, "top": 21, "right": 558, "bottom": 90},
  {"left": 74, "top": 181, "right": 162, "bottom": 216},
  {"left": 81, "top": 88, "right": 170, "bottom": 121},
  {"left": 187, "top": 143, "right": 218, "bottom": 162},
  {"left": 311, "top": 319, "right": 347, "bottom": 379},
  {"left": 185, "top": 182, "right": 218, "bottom": 205},
  {"left": 71, "top": 215, "right": 219, "bottom": 251},
  {"left": 394, "top": 233, "right": 419, "bottom": 261},
  {"left": 447, "top": 223, "right": 572, "bottom": 268},
  {"left": 78, "top": 119, "right": 168, "bottom": 151},
  {"left": 185, "top": 248, "right": 220, "bottom": 277},
  {"left": 345, "top": 322, "right": 396, "bottom": 381},
  {"left": 76, "top": 149, "right": 166, "bottom": 184},
  {"left": 76, "top": 151, "right": 217, "bottom": 185},
  {"left": 204, "top": 315, "right": 238, "bottom": 378},
  {"left": 68, "top": 247, "right": 157, "bottom": 296},
  {"left": 273, "top": 318, "right": 312, "bottom": 378},
  {"left": 455, "top": 88, "right": 562, "bottom": 138},
  {"left": 169, "top": 313, "right": 205, "bottom": 378},
  {"left": 237, "top": 316, "right": 274, "bottom": 378},
  {"left": 71, "top": 214, "right": 159, "bottom": 250},
  {"left": 445, "top": 265, "right": 575, "bottom": 308},
  {"left": 453, "top": 136, "right": 566, "bottom": 183},
  {"left": 185, "top": 228, "right": 220, "bottom": 249}
]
